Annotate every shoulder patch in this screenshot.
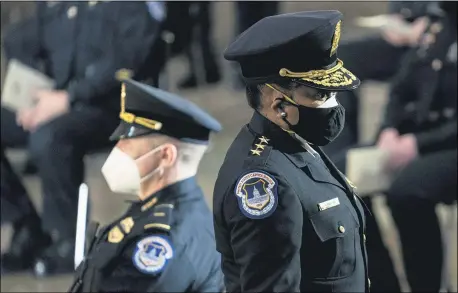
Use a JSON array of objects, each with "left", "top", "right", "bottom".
[
  {"left": 234, "top": 170, "right": 278, "bottom": 219},
  {"left": 132, "top": 235, "right": 174, "bottom": 275}
]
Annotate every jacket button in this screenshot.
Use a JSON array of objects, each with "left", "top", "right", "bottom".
[
  {"left": 428, "top": 111, "right": 439, "bottom": 121},
  {"left": 368, "top": 278, "right": 371, "bottom": 288},
  {"left": 431, "top": 59, "right": 443, "bottom": 71},
  {"left": 88, "top": 1, "right": 98, "bottom": 7},
  {"left": 338, "top": 225, "right": 345, "bottom": 233},
  {"left": 363, "top": 234, "right": 367, "bottom": 242},
  {"left": 443, "top": 108, "right": 455, "bottom": 119},
  {"left": 67, "top": 6, "right": 78, "bottom": 19}
]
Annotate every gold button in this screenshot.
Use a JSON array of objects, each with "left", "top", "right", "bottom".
[
  {"left": 430, "top": 22, "right": 443, "bottom": 34},
  {"left": 432, "top": 59, "right": 443, "bottom": 71},
  {"left": 88, "top": 1, "right": 98, "bottom": 6},
  {"left": 67, "top": 6, "right": 78, "bottom": 19},
  {"left": 363, "top": 234, "right": 367, "bottom": 242},
  {"left": 338, "top": 225, "right": 345, "bottom": 233}
]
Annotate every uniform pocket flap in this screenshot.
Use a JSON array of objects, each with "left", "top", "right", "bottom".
[{"left": 309, "top": 206, "right": 359, "bottom": 242}]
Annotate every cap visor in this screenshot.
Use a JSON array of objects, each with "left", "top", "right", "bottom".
[
  {"left": 294, "top": 66, "right": 360, "bottom": 91},
  {"left": 109, "top": 121, "right": 156, "bottom": 141}
]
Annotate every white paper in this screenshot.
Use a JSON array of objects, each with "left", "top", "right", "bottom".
[
  {"left": 346, "top": 147, "right": 392, "bottom": 196},
  {"left": 1, "top": 59, "right": 55, "bottom": 111},
  {"left": 75, "top": 183, "right": 89, "bottom": 270}
]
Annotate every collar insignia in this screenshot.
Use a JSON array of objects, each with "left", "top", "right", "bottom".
[
  {"left": 259, "top": 136, "right": 270, "bottom": 144},
  {"left": 250, "top": 149, "right": 262, "bottom": 156},
  {"left": 120, "top": 217, "right": 134, "bottom": 234},
  {"left": 250, "top": 136, "right": 270, "bottom": 156},
  {"left": 108, "top": 226, "right": 124, "bottom": 243}
]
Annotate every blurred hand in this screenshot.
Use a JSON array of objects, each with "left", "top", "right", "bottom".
[
  {"left": 383, "top": 133, "right": 418, "bottom": 171},
  {"left": 28, "top": 90, "right": 70, "bottom": 132},
  {"left": 376, "top": 128, "right": 399, "bottom": 150},
  {"left": 381, "top": 15, "right": 429, "bottom": 47},
  {"left": 16, "top": 108, "right": 37, "bottom": 131}
]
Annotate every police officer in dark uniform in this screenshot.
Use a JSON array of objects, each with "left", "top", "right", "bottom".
[
  {"left": 69, "top": 76, "right": 224, "bottom": 292},
  {"left": 213, "top": 11, "right": 370, "bottom": 292},
  {"left": 379, "top": 2, "right": 457, "bottom": 291},
  {"left": 1, "top": 1, "right": 159, "bottom": 275},
  {"left": 323, "top": 1, "right": 438, "bottom": 164}
]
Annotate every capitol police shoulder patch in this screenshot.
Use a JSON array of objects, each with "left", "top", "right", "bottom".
[
  {"left": 132, "top": 235, "right": 174, "bottom": 275},
  {"left": 234, "top": 170, "right": 278, "bottom": 219}
]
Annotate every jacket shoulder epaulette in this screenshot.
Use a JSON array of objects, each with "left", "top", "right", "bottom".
[{"left": 142, "top": 203, "right": 175, "bottom": 233}]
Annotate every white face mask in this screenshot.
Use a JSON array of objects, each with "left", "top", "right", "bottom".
[{"left": 101, "top": 146, "right": 164, "bottom": 195}]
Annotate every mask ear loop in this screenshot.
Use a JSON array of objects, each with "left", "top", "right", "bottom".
[
  {"left": 136, "top": 145, "right": 167, "bottom": 183},
  {"left": 265, "top": 83, "right": 297, "bottom": 133}
]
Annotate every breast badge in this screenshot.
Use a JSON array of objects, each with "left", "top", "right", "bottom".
[
  {"left": 132, "top": 235, "right": 174, "bottom": 275},
  {"left": 234, "top": 170, "right": 278, "bottom": 219}
]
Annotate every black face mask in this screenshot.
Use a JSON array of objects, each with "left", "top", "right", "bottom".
[{"left": 282, "top": 102, "right": 345, "bottom": 146}]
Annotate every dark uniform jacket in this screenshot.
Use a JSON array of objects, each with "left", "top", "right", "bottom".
[
  {"left": 70, "top": 177, "right": 224, "bottom": 292},
  {"left": 213, "top": 112, "right": 369, "bottom": 292},
  {"left": 381, "top": 8, "right": 457, "bottom": 154},
  {"left": 388, "top": 1, "right": 439, "bottom": 21},
  {"left": 2, "top": 1, "right": 159, "bottom": 111}
]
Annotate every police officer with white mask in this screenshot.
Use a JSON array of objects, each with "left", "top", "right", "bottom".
[{"left": 69, "top": 73, "right": 224, "bottom": 292}]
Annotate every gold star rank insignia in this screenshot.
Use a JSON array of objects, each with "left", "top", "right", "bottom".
[
  {"left": 259, "top": 136, "right": 269, "bottom": 144},
  {"left": 255, "top": 144, "right": 266, "bottom": 150},
  {"left": 250, "top": 149, "right": 262, "bottom": 156}
]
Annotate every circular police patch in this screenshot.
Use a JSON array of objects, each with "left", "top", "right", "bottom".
[
  {"left": 234, "top": 170, "right": 278, "bottom": 219},
  {"left": 132, "top": 235, "right": 173, "bottom": 275}
]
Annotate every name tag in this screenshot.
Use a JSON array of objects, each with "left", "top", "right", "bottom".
[{"left": 318, "top": 197, "right": 340, "bottom": 211}]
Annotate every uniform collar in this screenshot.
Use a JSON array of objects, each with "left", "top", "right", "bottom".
[
  {"left": 248, "top": 111, "right": 313, "bottom": 167},
  {"left": 128, "top": 177, "right": 199, "bottom": 214},
  {"left": 248, "top": 111, "right": 302, "bottom": 152}
]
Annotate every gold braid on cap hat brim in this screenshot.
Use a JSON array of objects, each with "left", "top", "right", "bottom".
[
  {"left": 278, "top": 59, "right": 357, "bottom": 87},
  {"left": 119, "top": 78, "right": 163, "bottom": 131}
]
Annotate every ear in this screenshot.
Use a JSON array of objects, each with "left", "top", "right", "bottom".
[
  {"left": 161, "top": 143, "right": 178, "bottom": 168},
  {"left": 271, "top": 98, "right": 286, "bottom": 117}
]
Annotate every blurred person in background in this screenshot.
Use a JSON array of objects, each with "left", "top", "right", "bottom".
[
  {"left": 69, "top": 77, "right": 223, "bottom": 292},
  {"left": 322, "top": 2, "right": 439, "bottom": 291},
  {"left": 231, "top": 1, "right": 279, "bottom": 90},
  {"left": 1, "top": 1, "right": 160, "bottom": 276},
  {"left": 324, "top": 1, "right": 438, "bottom": 172},
  {"left": 328, "top": 1, "right": 456, "bottom": 291},
  {"left": 379, "top": 2, "right": 457, "bottom": 291},
  {"left": 173, "top": 2, "right": 221, "bottom": 90}
]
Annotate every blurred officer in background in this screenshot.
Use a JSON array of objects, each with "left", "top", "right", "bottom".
[
  {"left": 322, "top": 3, "right": 438, "bottom": 291},
  {"left": 1, "top": 1, "right": 159, "bottom": 276},
  {"left": 323, "top": 1, "right": 437, "bottom": 165},
  {"left": 214, "top": 11, "right": 370, "bottom": 292},
  {"left": 174, "top": 2, "right": 221, "bottom": 90},
  {"left": 69, "top": 76, "right": 223, "bottom": 292},
  {"left": 379, "top": 2, "right": 457, "bottom": 291},
  {"left": 231, "top": 1, "right": 279, "bottom": 89}
]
